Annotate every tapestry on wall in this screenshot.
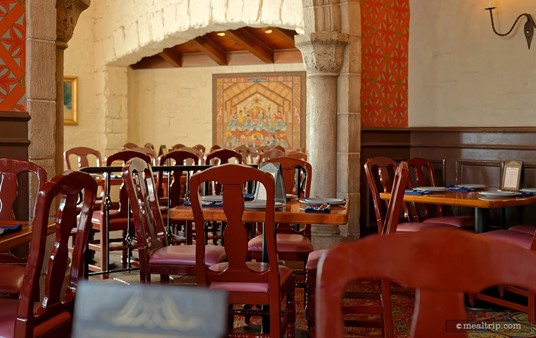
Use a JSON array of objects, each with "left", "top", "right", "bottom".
[
  {"left": 0, "top": 0, "right": 26, "bottom": 112},
  {"left": 213, "top": 72, "right": 306, "bottom": 151},
  {"left": 361, "top": 0, "right": 409, "bottom": 127}
]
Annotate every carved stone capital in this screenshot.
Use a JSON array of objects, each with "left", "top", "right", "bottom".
[
  {"left": 56, "top": 0, "right": 90, "bottom": 45},
  {"left": 295, "top": 32, "right": 349, "bottom": 76}
]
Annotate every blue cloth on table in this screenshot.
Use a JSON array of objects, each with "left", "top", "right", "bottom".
[
  {"left": 304, "top": 205, "right": 331, "bottom": 213},
  {"left": 404, "top": 189, "right": 432, "bottom": 195},
  {"left": 520, "top": 192, "right": 535, "bottom": 197},
  {"left": 0, "top": 224, "right": 22, "bottom": 236},
  {"left": 182, "top": 201, "right": 224, "bottom": 207},
  {"left": 447, "top": 185, "right": 480, "bottom": 192}
]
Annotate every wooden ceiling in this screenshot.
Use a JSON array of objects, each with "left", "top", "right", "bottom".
[{"left": 130, "top": 27, "right": 302, "bottom": 69}]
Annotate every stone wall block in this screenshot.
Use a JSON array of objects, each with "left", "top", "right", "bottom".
[
  {"left": 227, "top": 0, "right": 245, "bottom": 22},
  {"left": 150, "top": 10, "right": 166, "bottom": 42},
  {"left": 338, "top": 73, "right": 362, "bottom": 115},
  {"left": 341, "top": 36, "right": 362, "bottom": 74},
  {"left": 241, "top": 0, "right": 261, "bottom": 23},
  {"left": 190, "top": 0, "right": 212, "bottom": 27},
  {"left": 340, "top": 0, "right": 361, "bottom": 35},
  {"left": 162, "top": 4, "right": 178, "bottom": 36},
  {"left": 336, "top": 112, "right": 360, "bottom": 153},
  {"left": 261, "top": 0, "right": 283, "bottom": 24},
  {"left": 211, "top": 0, "right": 227, "bottom": 23},
  {"left": 27, "top": 100, "right": 56, "bottom": 159},
  {"left": 26, "top": 40, "right": 56, "bottom": 101},
  {"left": 337, "top": 151, "right": 360, "bottom": 194},
  {"left": 27, "top": 0, "right": 56, "bottom": 40},
  {"left": 281, "top": 0, "right": 305, "bottom": 28}
]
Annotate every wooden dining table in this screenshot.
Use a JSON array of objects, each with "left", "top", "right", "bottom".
[
  {"left": 168, "top": 199, "right": 348, "bottom": 225},
  {"left": 0, "top": 220, "right": 53, "bottom": 252},
  {"left": 380, "top": 190, "right": 536, "bottom": 233}
]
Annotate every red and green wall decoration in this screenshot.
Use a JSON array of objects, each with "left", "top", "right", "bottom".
[
  {"left": 361, "top": 0, "right": 409, "bottom": 127},
  {"left": 0, "top": 0, "right": 26, "bottom": 112}
]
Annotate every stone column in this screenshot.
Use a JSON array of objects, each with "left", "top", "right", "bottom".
[
  {"left": 56, "top": 0, "right": 90, "bottom": 174},
  {"left": 295, "top": 32, "right": 348, "bottom": 249}
]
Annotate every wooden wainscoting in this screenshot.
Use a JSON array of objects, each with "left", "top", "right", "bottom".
[{"left": 360, "top": 127, "right": 536, "bottom": 236}]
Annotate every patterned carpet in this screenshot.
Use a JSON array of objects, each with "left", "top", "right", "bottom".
[{"left": 104, "top": 272, "right": 536, "bottom": 337}]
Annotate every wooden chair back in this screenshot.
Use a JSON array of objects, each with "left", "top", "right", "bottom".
[
  {"left": 64, "top": 146, "right": 102, "bottom": 170},
  {"left": 190, "top": 164, "right": 277, "bottom": 286},
  {"left": 205, "top": 148, "right": 242, "bottom": 165},
  {"left": 192, "top": 144, "right": 206, "bottom": 154},
  {"left": 257, "top": 148, "right": 286, "bottom": 164},
  {"left": 406, "top": 157, "right": 444, "bottom": 219},
  {"left": 266, "top": 157, "right": 311, "bottom": 198},
  {"left": 316, "top": 227, "right": 536, "bottom": 338},
  {"left": 169, "top": 143, "right": 185, "bottom": 151},
  {"left": 157, "top": 149, "right": 203, "bottom": 206},
  {"left": 363, "top": 157, "right": 415, "bottom": 233},
  {"left": 287, "top": 150, "right": 307, "bottom": 161},
  {"left": 123, "top": 158, "right": 168, "bottom": 274},
  {"left": 0, "top": 158, "right": 47, "bottom": 221},
  {"left": 121, "top": 142, "right": 138, "bottom": 149},
  {"left": 14, "top": 171, "right": 97, "bottom": 337}
]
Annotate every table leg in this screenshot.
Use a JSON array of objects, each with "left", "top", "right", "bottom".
[{"left": 474, "top": 208, "right": 489, "bottom": 233}]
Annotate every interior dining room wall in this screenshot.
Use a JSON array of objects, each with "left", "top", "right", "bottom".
[
  {"left": 409, "top": 0, "right": 536, "bottom": 126},
  {"left": 127, "top": 63, "right": 305, "bottom": 150}
]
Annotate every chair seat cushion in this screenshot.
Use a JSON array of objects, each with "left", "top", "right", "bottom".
[
  {"left": 508, "top": 224, "right": 536, "bottom": 235},
  {"left": 305, "top": 249, "right": 328, "bottom": 270},
  {"left": 423, "top": 215, "right": 474, "bottom": 228},
  {"left": 481, "top": 230, "right": 534, "bottom": 249},
  {"left": 91, "top": 211, "right": 131, "bottom": 231},
  {"left": 248, "top": 234, "right": 314, "bottom": 253},
  {"left": 0, "top": 265, "right": 26, "bottom": 294},
  {"left": 150, "top": 245, "right": 226, "bottom": 266},
  {"left": 208, "top": 262, "right": 293, "bottom": 293},
  {"left": 396, "top": 222, "right": 454, "bottom": 232},
  {"left": 0, "top": 299, "right": 18, "bottom": 337}
]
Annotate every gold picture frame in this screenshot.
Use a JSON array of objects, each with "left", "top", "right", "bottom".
[
  {"left": 501, "top": 160, "right": 523, "bottom": 191},
  {"left": 63, "top": 76, "right": 78, "bottom": 125}
]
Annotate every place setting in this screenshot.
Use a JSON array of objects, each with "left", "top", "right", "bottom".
[{"left": 298, "top": 197, "right": 346, "bottom": 213}]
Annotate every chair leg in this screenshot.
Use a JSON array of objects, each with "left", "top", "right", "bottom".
[
  {"left": 286, "top": 281, "right": 296, "bottom": 338},
  {"left": 305, "top": 268, "right": 315, "bottom": 338},
  {"left": 381, "top": 278, "right": 394, "bottom": 338},
  {"left": 100, "top": 230, "right": 109, "bottom": 280},
  {"left": 529, "top": 290, "right": 536, "bottom": 323}
]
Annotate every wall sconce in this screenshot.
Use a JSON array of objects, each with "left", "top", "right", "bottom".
[{"left": 485, "top": 1, "right": 536, "bottom": 49}]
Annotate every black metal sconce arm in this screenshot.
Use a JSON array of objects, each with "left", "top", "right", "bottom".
[{"left": 486, "top": 7, "right": 536, "bottom": 49}]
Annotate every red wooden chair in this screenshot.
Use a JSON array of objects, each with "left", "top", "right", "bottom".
[
  {"left": 122, "top": 158, "right": 226, "bottom": 284},
  {"left": 248, "top": 157, "right": 313, "bottom": 286},
  {"left": 169, "top": 143, "right": 186, "bottom": 151},
  {"left": 287, "top": 150, "right": 307, "bottom": 161},
  {"left": 192, "top": 144, "right": 206, "bottom": 154},
  {"left": 257, "top": 148, "right": 286, "bottom": 164},
  {"left": 234, "top": 144, "right": 254, "bottom": 164},
  {"left": 305, "top": 161, "right": 411, "bottom": 337},
  {"left": 0, "top": 170, "right": 97, "bottom": 338},
  {"left": 316, "top": 227, "right": 536, "bottom": 338},
  {"left": 88, "top": 150, "right": 152, "bottom": 278},
  {"left": 364, "top": 156, "right": 453, "bottom": 234},
  {"left": 205, "top": 148, "right": 242, "bottom": 166},
  {"left": 190, "top": 163, "right": 296, "bottom": 337},
  {"left": 468, "top": 225, "right": 536, "bottom": 322},
  {"left": 406, "top": 157, "right": 474, "bottom": 229},
  {"left": 0, "top": 158, "right": 47, "bottom": 298},
  {"left": 63, "top": 146, "right": 102, "bottom": 170}
]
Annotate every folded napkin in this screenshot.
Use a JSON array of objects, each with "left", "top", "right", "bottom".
[
  {"left": 447, "top": 185, "right": 479, "bottom": 192},
  {"left": 243, "top": 193, "right": 255, "bottom": 201},
  {"left": 182, "top": 201, "right": 224, "bottom": 207},
  {"left": 520, "top": 192, "right": 535, "bottom": 197},
  {"left": 0, "top": 224, "right": 22, "bottom": 236},
  {"left": 304, "top": 205, "right": 331, "bottom": 213},
  {"left": 404, "top": 189, "right": 432, "bottom": 195}
]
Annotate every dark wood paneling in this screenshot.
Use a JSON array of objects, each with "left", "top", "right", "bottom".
[
  {"left": 0, "top": 111, "right": 30, "bottom": 220},
  {"left": 360, "top": 127, "right": 536, "bottom": 235}
]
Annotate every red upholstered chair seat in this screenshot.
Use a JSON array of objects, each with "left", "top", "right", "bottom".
[
  {"left": 422, "top": 215, "right": 475, "bottom": 228},
  {"left": 149, "top": 245, "right": 226, "bottom": 266},
  {"left": 248, "top": 233, "right": 314, "bottom": 253},
  {"left": 480, "top": 230, "right": 534, "bottom": 249},
  {"left": 0, "top": 265, "right": 25, "bottom": 295},
  {"left": 396, "top": 222, "right": 455, "bottom": 232},
  {"left": 209, "top": 263, "right": 293, "bottom": 292},
  {"left": 508, "top": 224, "right": 536, "bottom": 235}
]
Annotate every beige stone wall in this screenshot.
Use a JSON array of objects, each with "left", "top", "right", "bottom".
[
  {"left": 127, "top": 63, "right": 305, "bottom": 150},
  {"left": 64, "top": 0, "right": 304, "bottom": 156},
  {"left": 409, "top": 1, "right": 536, "bottom": 127}
]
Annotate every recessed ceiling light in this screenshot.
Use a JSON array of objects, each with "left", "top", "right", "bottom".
[
  {"left": 264, "top": 29, "right": 273, "bottom": 34},
  {"left": 217, "top": 32, "right": 226, "bottom": 37}
]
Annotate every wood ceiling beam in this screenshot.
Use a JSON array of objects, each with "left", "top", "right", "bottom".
[
  {"left": 191, "top": 36, "right": 228, "bottom": 66},
  {"left": 227, "top": 29, "right": 274, "bottom": 64},
  {"left": 159, "top": 48, "right": 182, "bottom": 67},
  {"left": 270, "top": 27, "right": 296, "bottom": 47}
]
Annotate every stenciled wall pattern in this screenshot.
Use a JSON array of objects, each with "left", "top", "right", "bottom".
[
  {"left": 0, "top": 0, "right": 26, "bottom": 112},
  {"left": 361, "top": 0, "right": 409, "bottom": 127}
]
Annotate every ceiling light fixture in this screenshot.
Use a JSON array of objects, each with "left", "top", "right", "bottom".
[
  {"left": 485, "top": 0, "right": 536, "bottom": 49},
  {"left": 264, "top": 29, "right": 273, "bottom": 34},
  {"left": 217, "top": 32, "right": 226, "bottom": 37}
]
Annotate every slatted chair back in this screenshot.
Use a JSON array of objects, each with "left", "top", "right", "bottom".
[{"left": 64, "top": 146, "right": 102, "bottom": 170}]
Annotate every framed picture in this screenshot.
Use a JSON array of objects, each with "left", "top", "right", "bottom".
[
  {"left": 501, "top": 160, "right": 523, "bottom": 191},
  {"left": 213, "top": 72, "right": 306, "bottom": 151},
  {"left": 63, "top": 76, "right": 78, "bottom": 125}
]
